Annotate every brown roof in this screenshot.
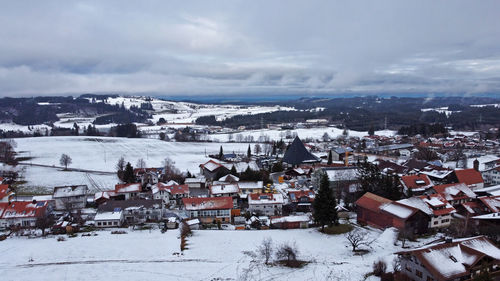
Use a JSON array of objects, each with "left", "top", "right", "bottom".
[
  {"left": 182, "top": 197, "right": 233, "bottom": 211},
  {"left": 400, "top": 174, "right": 433, "bottom": 190},
  {"left": 454, "top": 169, "right": 484, "bottom": 185},
  {"left": 355, "top": 192, "right": 392, "bottom": 212}
]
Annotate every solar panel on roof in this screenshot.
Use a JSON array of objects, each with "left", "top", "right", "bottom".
[
  {"left": 114, "top": 207, "right": 121, "bottom": 212},
  {"left": 36, "top": 202, "right": 45, "bottom": 207}
]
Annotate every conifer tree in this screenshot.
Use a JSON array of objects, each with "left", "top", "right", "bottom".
[
  {"left": 247, "top": 144, "right": 251, "bottom": 158},
  {"left": 313, "top": 173, "right": 338, "bottom": 231},
  {"left": 219, "top": 145, "right": 224, "bottom": 160},
  {"left": 327, "top": 150, "right": 333, "bottom": 165},
  {"left": 123, "top": 162, "right": 135, "bottom": 183}
]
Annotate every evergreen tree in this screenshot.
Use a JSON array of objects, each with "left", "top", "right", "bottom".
[
  {"left": 230, "top": 165, "right": 238, "bottom": 176},
  {"left": 186, "top": 171, "right": 192, "bottom": 178},
  {"left": 247, "top": 144, "right": 251, "bottom": 158},
  {"left": 327, "top": 150, "right": 333, "bottom": 165},
  {"left": 313, "top": 173, "right": 338, "bottom": 231},
  {"left": 219, "top": 145, "right": 224, "bottom": 160},
  {"left": 123, "top": 162, "right": 135, "bottom": 183},
  {"left": 368, "top": 126, "right": 375, "bottom": 136}
]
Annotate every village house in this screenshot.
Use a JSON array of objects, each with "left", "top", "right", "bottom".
[
  {"left": 400, "top": 174, "right": 434, "bottom": 196},
  {"left": 218, "top": 174, "right": 239, "bottom": 183},
  {"left": 185, "top": 177, "right": 206, "bottom": 189},
  {"left": 134, "top": 168, "right": 161, "bottom": 187},
  {"left": 0, "top": 200, "right": 49, "bottom": 228},
  {"left": 287, "top": 190, "right": 315, "bottom": 213},
  {"left": 396, "top": 236, "right": 500, "bottom": 281},
  {"left": 451, "top": 169, "right": 485, "bottom": 190},
  {"left": 431, "top": 183, "right": 476, "bottom": 207},
  {"left": 482, "top": 166, "right": 500, "bottom": 186},
  {"left": 356, "top": 192, "right": 429, "bottom": 234},
  {"left": 53, "top": 185, "right": 89, "bottom": 211},
  {"left": 398, "top": 194, "right": 456, "bottom": 229},
  {"left": 199, "top": 160, "right": 230, "bottom": 181},
  {"left": 114, "top": 183, "right": 142, "bottom": 200},
  {"left": 151, "top": 182, "right": 189, "bottom": 207},
  {"left": 237, "top": 181, "right": 264, "bottom": 197},
  {"left": 248, "top": 193, "right": 284, "bottom": 216},
  {"left": 209, "top": 183, "right": 239, "bottom": 209},
  {"left": 182, "top": 197, "right": 233, "bottom": 224},
  {"left": 97, "top": 199, "right": 164, "bottom": 225}
]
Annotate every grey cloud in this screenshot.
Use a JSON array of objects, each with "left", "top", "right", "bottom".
[{"left": 0, "top": 0, "right": 500, "bottom": 97}]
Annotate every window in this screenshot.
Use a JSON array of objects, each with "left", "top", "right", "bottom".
[
  {"left": 433, "top": 221, "right": 438, "bottom": 225},
  {"left": 103, "top": 222, "right": 107, "bottom": 226},
  {"left": 416, "top": 270, "right": 423, "bottom": 278},
  {"left": 426, "top": 276, "right": 434, "bottom": 281},
  {"left": 97, "top": 222, "right": 102, "bottom": 226},
  {"left": 113, "top": 221, "right": 118, "bottom": 225}
]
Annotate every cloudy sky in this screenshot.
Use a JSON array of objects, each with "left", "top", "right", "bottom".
[{"left": 1, "top": 1, "right": 500, "bottom": 97}]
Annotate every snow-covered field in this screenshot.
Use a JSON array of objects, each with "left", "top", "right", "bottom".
[
  {"left": 14, "top": 136, "right": 255, "bottom": 191},
  {"left": 0, "top": 227, "right": 429, "bottom": 281},
  {"left": 209, "top": 128, "right": 396, "bottom": 142}
]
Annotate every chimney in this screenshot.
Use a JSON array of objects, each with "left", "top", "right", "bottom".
[{"left": 473, "top": 159, "right": 479, "bottom": 171}]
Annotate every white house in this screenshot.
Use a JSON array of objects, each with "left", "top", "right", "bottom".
[
  {"left": 248, "top": 193, "right": 284, "bottom": 216},
  {"left": 94, "top": 211, "right": 123, "bottom": 228},
  {"left": 53, "top": 185, "right": 89, "bottom": 211}
]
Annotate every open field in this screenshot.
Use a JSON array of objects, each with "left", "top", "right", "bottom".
[
  {"left": 0, "top": 227, "right": 434, "bottom": 281},
  {"left": 14, "top": 136, "right": 255, "bottom": 192}
]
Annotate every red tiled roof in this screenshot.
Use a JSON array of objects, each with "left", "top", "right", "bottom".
[
  {"left": 400, "top": 174, "right": 433, "bottom": 190},
  {"left": 182, "top": 197, "right": 233, "bottom": 210},
  {"left": 355, "top": 192, "right": 392, "bottom": 213},
  {"left": 157, "top": 183, "right": 189, "bottom": 195},
  {"left": 454, "top": 169, "right": 484, "bottom": 185},
  {"left": 288, "top": 190, "right": 315, "bottom": 203},
  {"left": 0, "top": 201, "right": 48, "bottom": 219}
]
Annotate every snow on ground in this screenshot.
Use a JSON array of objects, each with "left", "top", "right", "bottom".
[
  {"left": 17, "top": 165, "right": 118, "bottom": 193},
  {"left": 14, "top": 136, "right": 255, "bottom": 191},
  {"left": 0, "top": 227, "right": 429, "bottom": 281},
  {"left": 0, "top": 123, "right": 51, "bottom": 134},
  {"left": 209, "top": 127, "right": 396, "bottom": 142},
  {"left": 105, "top": 96, "right": 295, "bottom": 124}
]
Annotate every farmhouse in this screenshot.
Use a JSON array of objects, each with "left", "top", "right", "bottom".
[
  {"left": 0, "top": 200, "right": 49, "bottom": 228},
  {"left": 114, "top": 183, "right": 142, "bottom": 200},
  {"left": 356, "top": 192, "right": 429, "bottom": 234},
  {"left": 94, "top": 211, "right": 123, "bottom": 228}
]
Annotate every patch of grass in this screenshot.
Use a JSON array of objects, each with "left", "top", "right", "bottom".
[{"left": 320, "top": 224, "right": 353, "bottom": 235}]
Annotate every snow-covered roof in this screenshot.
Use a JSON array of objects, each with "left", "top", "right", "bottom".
[
  {"left": 433, "top": 183, "right": 476, "bottom": 201},
  {"left": 380, "top": 202, "right": 415, "bottom": 219},
  {"left": 0, "top": 201, "right": 48, "bottom": 219},
  {"left": 53, "top": 185, "right": 88, "bottom": 198},
  {"left": 271, "top": 215, "right": 310, "bottom": 224},
  {"left": 237, "top": 181, "right": 263, "bottom": 190},
  {"left": 325, "top": 168, "right": 359, "bottom": 181},
  {"left": 248, "top": 193, "right": 284, "bottom": 205},
  {"left": 94, "top": 211, "right": 122, "bottom": 221},
  {"left": 210, "top": 184, "right": 239, "bottom": 195},
  {"left": 398, "top": 236, "right": 500, "bottom": 280},
  {"left": 185, "top": 177, "right": 206, "bottom": 184}
]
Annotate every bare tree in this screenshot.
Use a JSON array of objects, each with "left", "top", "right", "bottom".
[
  {"left": 163, "top": 157, "right": 181, "bottom": 179},
  {"left": 262, "top": 144, "right": 272, "bottom": 156},
  {"left": 254, "top": 144, "right": 262, "bottom": 155},
  {"left": 398, "top": 228, "right": 414, "bottom": 248},
  {"left": 35, "top": 214, "right": 55, "bottom": 236},
  {"left": 322, "top": 132, "right": 330, "bottom": 142},
  {"left": 275, "top": 241, "right": 299, "bottom": 266},
  {"left": 345, "top": 228, "right": 372, "bottom": 252},
  {"left": 136, "top": 158, "right": 146, "bottom": 169},
  {"left": 59, "top": 154, "right": 72, "bottom": 170},
  {"left": 258, "top": 237, "right": 273, "bottom": 265}
]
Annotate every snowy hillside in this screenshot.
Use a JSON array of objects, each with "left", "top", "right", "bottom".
[{"left": 0, "top": 227, "right": 431, "bottom": 281}]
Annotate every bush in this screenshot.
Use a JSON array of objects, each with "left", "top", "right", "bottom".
[
  {"left": 57, "top": 236, "right": 66, "bottom": 242},
  {"left": 321, "top": 224, "right": 353, "bottom": 235},
  {"left": 276, "top": 241, "right": 306, "bottom": 268},
  {"left": 373, "top": 260, "right": 387, "bottom": 276},
  {"left": 111, "top": 230, "right": 127, "bottom": 234}
]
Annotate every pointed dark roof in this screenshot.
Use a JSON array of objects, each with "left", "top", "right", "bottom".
[{"left": 282, "top": 136, "right": 319, "bottom": 165}]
